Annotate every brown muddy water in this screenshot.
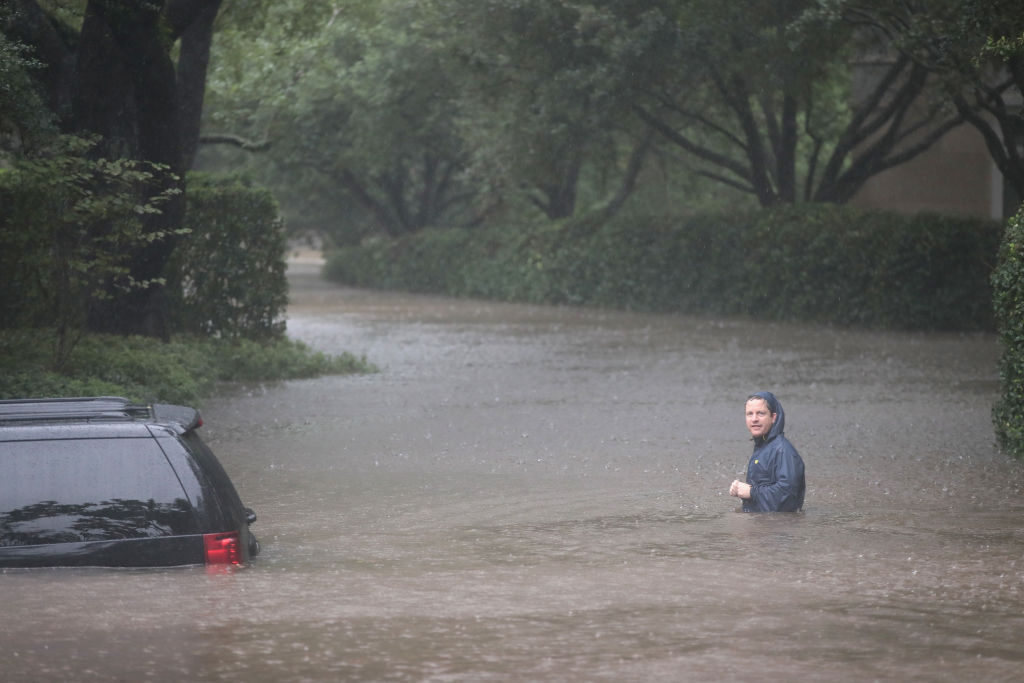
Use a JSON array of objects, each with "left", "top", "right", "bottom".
[{"left": 2, "top": 262, "right": 1023, "bottom": 682}]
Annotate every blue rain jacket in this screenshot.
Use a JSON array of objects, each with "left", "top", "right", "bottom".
[{"left": 743, "top": 391, "right": 805, "bottom": 512}]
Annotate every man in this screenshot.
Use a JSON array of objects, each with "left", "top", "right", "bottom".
[{"left": 729, "top": 391, "right": 805, "bottom": 512}]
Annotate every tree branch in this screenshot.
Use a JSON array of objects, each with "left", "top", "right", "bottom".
[
  {"left": 633, "top": 105, "right": 753, "bottom": 186},
  {"left": 198, "top": 133, "right": 272, "bottom": 152}
]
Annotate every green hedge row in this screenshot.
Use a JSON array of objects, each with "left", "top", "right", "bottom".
[
  {"left": 992, "top": 207, "right": 1024, "bottom": 460},
  {"left": 325, "top": 204, "right": 1002, "bottom": 332},
  {"left": 167, "top": 173, "right": 289, "bottom": 340},
  {"left": 1, "top": 165, "right": 288, "bottom": 342}
]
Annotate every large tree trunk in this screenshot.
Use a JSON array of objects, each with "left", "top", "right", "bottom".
[
  {"left": 75, "top": 1, "right": 185, "bottom": 339},
  {"left": 173, "top": 0, "right": 223, "bottom": 170},
  {"left": 6, "top": 0, "right": 221, "bottom": 339}
]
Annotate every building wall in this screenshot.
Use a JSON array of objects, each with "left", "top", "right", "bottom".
[{"left": 849, "top": 122, "right": 1003, "bottom": 219}]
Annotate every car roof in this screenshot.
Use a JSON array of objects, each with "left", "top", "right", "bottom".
[{"left": 0, "top": 397, "right": 201, "bottom": 438}]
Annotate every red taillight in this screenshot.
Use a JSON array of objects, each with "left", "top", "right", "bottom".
[{"left": 204, "top": 531, "right": 241, "bottom": 565}]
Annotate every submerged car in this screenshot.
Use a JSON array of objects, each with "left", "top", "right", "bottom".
[{"left": 0, "top": 397, "right": 259, "bottom": 568}]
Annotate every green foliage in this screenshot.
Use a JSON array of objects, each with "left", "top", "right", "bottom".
[
  {"left": 208, "top": 337, "right": 374, "bottom": 383},
  {"left": 202, "top": 0, "right": 1024, "bottom": 230},
  {"left": 0, "top": 31, "right": 56, "bottom": 153},
  {"left": 203, "top": 0, "right": 475, "bottom": 239},
  {"left": 0, "top": 135, "right": 182, "bottom": 367},
  {"left": 0, "top": 329, "right": 377, "bottom": 406},
  {"left": 992, "top": 207, "right": 1024, "bottom": 459},
  {"left": 167, "top": 173, "right": 288, "bottom": 340},
  {"left": 829, "top": 0, "right": 1024, "bottom": 199},
  {"left": 325, "top": 204, "right": 1001, "bottom": 332},
  {"left": 200, "top": 0, "right": 751, "bottom": 240},
  {"left": 440, "top": 0, "right": 655, "bottom": 219}
]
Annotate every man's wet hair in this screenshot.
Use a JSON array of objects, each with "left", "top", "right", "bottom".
[{"left": 746, "top": 394, "right": 777, "bottom": 415}]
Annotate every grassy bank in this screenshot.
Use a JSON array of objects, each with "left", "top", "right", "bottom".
[{"left": 0, "top": 329, "right": 376, "bottom": 406}]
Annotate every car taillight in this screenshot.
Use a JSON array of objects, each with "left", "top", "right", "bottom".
[{"left": 204, "top": 531, "right": 241, "bottom": 565}]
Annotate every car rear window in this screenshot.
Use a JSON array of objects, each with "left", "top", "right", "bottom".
[{"left": 0, "top": 438, "right": 201, "bottom": 547}]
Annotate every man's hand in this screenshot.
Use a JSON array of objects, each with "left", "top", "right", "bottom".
[{"left": 729, "top": 479, "right": 752, "bottom": 499}]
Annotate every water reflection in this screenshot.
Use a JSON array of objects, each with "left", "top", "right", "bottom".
[{"left": 0, "top": 498, "right": 195, "bottom": 545}]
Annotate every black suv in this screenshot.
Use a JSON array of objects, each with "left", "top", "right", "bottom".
[{"left": 0, "top": 397, "right": 259, "bottom": 568}]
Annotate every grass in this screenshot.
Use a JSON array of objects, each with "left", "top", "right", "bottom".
[{"left": 0, "top": 329, "right": 377, "bottom": 406}]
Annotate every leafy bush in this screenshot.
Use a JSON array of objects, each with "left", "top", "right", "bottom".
[
  {"left": 0, "top": 136, "right": 182, "bottom": 366},
  {"left": 0, "top": 170, "right": 52, "bottom": 330},
  {"left": 0, "top": 329, "right": 376, "bottom": 406},
  {"left": 167, "top": 173, "right": 288, "bottom": 340},
  {"left": 325, "top": 204, "right": 1001, "bottom": 332},
  {"left": 992, "top": 207, "right": 1024, "bottom": 459}
]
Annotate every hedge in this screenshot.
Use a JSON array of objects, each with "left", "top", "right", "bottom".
[
  {"left": 325, "top": 204, "right": 1002, "bottom": 332},
  {"left": 992, "top": 207, "right": 1024, "bottom": 460},
  {"left": 167, "top": 173, "right": 289, "bottom": 340}
]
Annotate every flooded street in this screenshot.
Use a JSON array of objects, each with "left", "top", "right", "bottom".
[{"left": 3, "top": 262, "right": 1023, "bottom": 682}]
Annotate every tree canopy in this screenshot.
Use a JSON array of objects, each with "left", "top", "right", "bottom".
[
  {"left": 834, "top": 0, "right": 1024, "bottom": 201},
  {"left": 2, "top": 0, "right": 224, "bottom": 337},
  {"left": 627, "top": 0, "right": 975, "bottom": 205},
  {"left": 199, "top": 0, "right": 1022, "bottom": 238}
]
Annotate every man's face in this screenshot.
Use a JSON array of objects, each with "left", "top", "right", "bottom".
[{"left": 745, "top": 398, "right": 776, "bottom": 439}]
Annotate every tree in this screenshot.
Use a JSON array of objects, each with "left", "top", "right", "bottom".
[
  {"left": 2, "top": 0, "right": 223, "bottom": 338},
  {"left": 202, "top": 1, "right": 479, "bottom": 239},
  {"left": 627, "top": 0, "right": 968, "bottom": 206},
  {"left": 440, "top": 0, "right": 656, "bottom": 220},
  {"left": 834, "top": 0, "right": 1024, "bottom": 206},
  {"left": 305, "top": 4, "right": 472, "bottom": 236},
  {"left": 1, "top": 136, "right": 181, "bottom": 366},
  {"left": 203, "top": 0, "right": 658, "bottom": 234}
]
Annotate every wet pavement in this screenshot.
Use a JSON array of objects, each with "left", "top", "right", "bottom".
[{"left": 2, "top": 262, "right": 1022, "bottom": 681}]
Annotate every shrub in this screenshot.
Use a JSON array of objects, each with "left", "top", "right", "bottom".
[
  {"left": 0, "top": 136, "right": 182, "bottom": 367},
  {"left": 992, "top": 207, "right": 1024, "bottom": 459},
  {"left": 0, "top": 170, "right": 52, "bottom": 330},
  {"left": 0, "top": 329, "right": 376, "bottom": 406},
  {"left": 167, "top": 173, "right": 288, "bottom": 340},
  {"left": 324, "top": 204, "right": 1001, "bottom": 332}
]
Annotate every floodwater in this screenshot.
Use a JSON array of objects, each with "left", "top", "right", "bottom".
[{"left": 3, "top": 260, "right": 1023, "bottom": 682}]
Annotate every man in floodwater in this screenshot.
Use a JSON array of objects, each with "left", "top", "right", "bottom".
[{"left": 729, "top": 391, "right": 806, "bottom": 512}]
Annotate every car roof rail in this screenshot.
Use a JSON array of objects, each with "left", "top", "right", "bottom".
[{"left": 0, "top": 396, "right": 153, "bottom": 423}]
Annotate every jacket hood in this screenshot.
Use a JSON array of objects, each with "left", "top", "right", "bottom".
[{"left": 750, "top": 390, "right": 785, "bottom": 445}]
